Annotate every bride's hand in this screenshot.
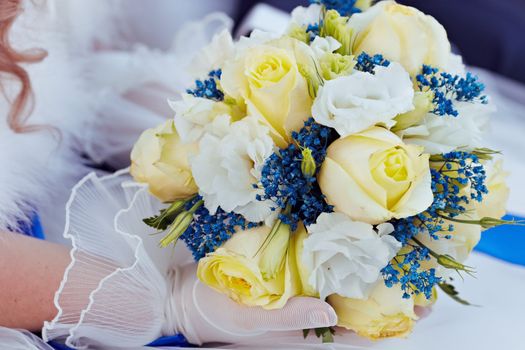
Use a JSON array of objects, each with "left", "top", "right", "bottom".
[{"left": 166, "top": 263, "right": 338, "bottom": 345}]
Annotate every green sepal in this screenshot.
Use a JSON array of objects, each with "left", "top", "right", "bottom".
[
  {"left": 159, "top": 199, "right": 203, "bottom": 248},
  {"left": 143, "top": 199, "right": 189, "bottom": 230},
  {"left": 303, "top": 327, "right": 335, "bottom": 343}
]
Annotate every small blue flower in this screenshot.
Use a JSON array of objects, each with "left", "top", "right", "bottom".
[
  {"left": 354, "top": 52, "right": 391, "bottom": 74},
  {"left": 416, "top": 65, "right": 488, "bottom": 117},
  {"left": 257, "top": 118, "right": 334, "bottom": 230},
  {"left": 180, "top": 196, "right": 260, "bottom": 260},
  {"left": 186, "top": 69, "right": 224, "bottom": 101},
  {"left": 310, "top": 0, "right": 362, "bottom": 16}
]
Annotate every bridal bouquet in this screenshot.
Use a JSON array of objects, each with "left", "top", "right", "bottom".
[{"left": 130, "top": 0, "right": 511, "bottom": 342}]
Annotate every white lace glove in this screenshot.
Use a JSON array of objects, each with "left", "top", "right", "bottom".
[
  {"left": 43, "top": 171, "right": 337, "bottom": 349},
  {"left": 164, "top": 263, "right": 337, "bottom": 345}
]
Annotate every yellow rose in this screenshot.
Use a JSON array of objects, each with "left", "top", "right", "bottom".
[
  {"left": 197, "top": 225, "right": 301, "bottom": 309},
  {"left": 348, "top": 1, "right": 451, "bottom": 76},
  {"left": 328, "top": 283, "right": 417, "bottom": 340},
  {"left": 221, "top": 37, "right": 313, "bottom": 147},
  {"left": 130, "top": 120, "right": 198, "bottom": 202},
  {"left": 476, "top": 160, "right": 509, "bottom": 220},
  {"left": 319, "top": 127, "right": 433, "bottom": 225}
]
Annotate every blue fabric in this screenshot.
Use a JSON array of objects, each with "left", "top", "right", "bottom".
[
  {"left": 147, "top": 334, "right": 193, "bottom": 347},
  {"left": 48, "top": 335, "right": 192, "bottom": 350},
  {"left": 19, "top": 214, "right": 45, "bottom": 240},
  {"left": 474, "top": 214, "right": 525, "bottom": 266}
]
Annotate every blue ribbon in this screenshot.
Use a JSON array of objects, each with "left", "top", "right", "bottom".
[{"left": 474, "top": 214, "right": 525, "bottom": 266}]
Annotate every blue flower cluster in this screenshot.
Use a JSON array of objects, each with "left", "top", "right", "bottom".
[
  {"left": 180, "top": 196, "right": 259, "bottom": 260},
  {"left": 354, "top": 52, "right": 390, "bottom": 74},
  {"left": 306, "top": 23, "right": 321, "bottom": 41},
  {"left": 310, "top": 0, "right": 363, "bottom": 16},
  {"left": 416, "top": 65, "right": 488, "bottom": 117},
  {"left": 382, "top": 247, "right": 439, "bottom": 299},
  {"left": 382, "top": 151, "right": 488, "bottom": 298},
  {"left": 186, "top": 69, "right": 224, "bottom": 101},
  {"left": 257, "top": 119, "right": 334, "bottom": 230}
]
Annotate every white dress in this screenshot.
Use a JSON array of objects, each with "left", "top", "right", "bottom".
[{"left": 1, "top": 0, "right": 236, "bottom": 243}]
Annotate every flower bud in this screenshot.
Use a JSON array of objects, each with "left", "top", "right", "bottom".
[
  {"left": 437, "top": 254, "right": 474, "bottom": 273},
  {"left": 159, "top": 200, "right": 203, "bottom": 248},
  {"left": 301, "top": 147, "right": 317, "bottom": 177},
  {"left": 321, "top": 10, "right": 354, "bottom": 55},
  {"left": 259, "top": 219, "right": 292, "bottom": 280}
]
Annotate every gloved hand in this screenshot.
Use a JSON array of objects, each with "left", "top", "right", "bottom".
[
  {"left": 43, "top": 172, "right": 337, "bottom": 349},
  {"left": 164, "top": 263, "right": 337, "bottom": 345}
]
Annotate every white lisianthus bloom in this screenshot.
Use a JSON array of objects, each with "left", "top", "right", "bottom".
[
  {"left": 188, "top": 29, "right": 235, "bottom": 79},
  {"left": 191, "top": 115, "right": 276, "bottom": 222},
  {"left": 310, "top": 36, "right": 342, "bottom": 57},
  {"left": 399, "top": 101, "right": 494, "bottom": 154},
  {"left": 289, "top": 4, "right": 322, "bottom": 29},
  {"left": 169, "top": 94, "right": 235, "bottom": 144},
  {"left": 302, "top": 212, "right": 401, "bottom": 300},
  {"left": 312, "top": 62, "right": 414, "bottom": 137}
]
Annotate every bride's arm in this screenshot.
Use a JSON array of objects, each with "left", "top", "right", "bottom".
[{"left": 0, "top": 232, "right": 70, "bottom": 331}]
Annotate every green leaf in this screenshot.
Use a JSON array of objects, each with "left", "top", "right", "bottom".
[
  {"left": 303, "top": 327, "right": 335, "bottom": 344},
  {"left": 143, "top": 198, "right": 191, "bottom": 230},
  {"left": 302, "top": 329, "right": 310, "bottom": 339},
  {"left": 438, "top": 282, "right": 477, "bottom": 306}
]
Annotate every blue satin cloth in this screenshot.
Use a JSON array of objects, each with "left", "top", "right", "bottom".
[
  {"left": 24, "top": 213, "right": 523, "bottom": 349},
  {"left": 19, "top": 214, "right": 45, "bottom": 240},
  {"left": 474, "top": 214, "right": 525, "bottom": 266}
]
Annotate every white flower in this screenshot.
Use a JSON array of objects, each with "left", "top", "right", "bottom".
[
  {"left": 168, "top": 94, "right": 233, "bottom": 144},
  {"left": 302, "top": 212, "right": 401, "bottom": 300},
  {"left": 310, "top": 36, "right": 341, "bottom": 58},
  {"left": 188, "top": 29, "right": 235, "bottom": 79},
  {"left": 399, "top": 101, "right": 494, "bottom": 154},
  {"left": 289, "top": 4, "right": 322, "bottom": 28},
  {"left": 191, "top": 115, "right": 276, "bottom": 222},
  {"left": 312, "top": 62, "right": 414, "bottom": 137}
]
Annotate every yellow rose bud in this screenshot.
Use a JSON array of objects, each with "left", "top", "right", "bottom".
[
  {"left": 197, "top": 225, "right": 301, "bottom": 309},
  {"left": 328, "top": 283, "right": 417, "bottom": 340},
  {"left": 221, "top": 37, "right": 314, "bottom": 147},
  {"left": 348, "top": 1, "right": 451, "bottom": 76},
  {"left": 130, "top": 120, "right": 198, "bottom": 202},
  {"left": 318, "top": 127, "right": 433, "bottom": 224}
]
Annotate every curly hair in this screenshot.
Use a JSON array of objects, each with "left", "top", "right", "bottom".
[{"left": 0, "top": 0, "right": 47, "bottom": 133}]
